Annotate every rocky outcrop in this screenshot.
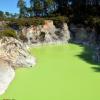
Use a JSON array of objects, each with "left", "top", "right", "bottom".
[
  {"left": 0, "top": 37, "right": 36, "bottom": 95},
  {"left": 0, "top": 21, "right": 9, "bottom": 27},
  {"left": 92, "top": 47, "right": 100, "bottom": 63},
  {"left": 20, "top": 20, "right": 70, "bottom": 44},
  {"left": 70, "top": 24, "right": 96, "bottom": 46},
  {"left": 70, "top": 23, "right": 98, "bottom": 62},
  {"left": 0, "top": 59, "right": 15, "bottom": 95}
]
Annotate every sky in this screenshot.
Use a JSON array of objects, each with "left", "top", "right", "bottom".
[{"left": 0, "top": 0, "right": 29, "bottom": 13}]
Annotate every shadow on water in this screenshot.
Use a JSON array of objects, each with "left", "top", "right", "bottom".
[
  {"left": 71, "top": 42, "right": 100, "bottom": 72},
  {"left": 91, "top": 67, "right": 100, "bottom": 72}
]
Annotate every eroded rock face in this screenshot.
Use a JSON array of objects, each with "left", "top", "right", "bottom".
[
  {"left": 21, "top": 20, "right": 70, "bottom": 44},
  {"left": 0, "top": 37, "right": 36, "bottom": 95},
  {"left": 92, "top": 47, "right": 100, "bottom": 63},
  {"left": 61, "top": 23, "right": 70, "bottom": 41},
  {"left": 41, "top": 20, "right": 58, "bottom": 42},
  {"left": 70, "top": 24, "right": 96, "bottom": 46},
  {"left": 0, "top": 37, "right": 36, "bottom": 67},
  {"left": 0, "top": 59, "right": 15, "bottom": 95}
]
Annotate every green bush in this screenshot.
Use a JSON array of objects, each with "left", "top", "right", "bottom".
[
  {"left": 86, "top": 16, "right": 100, "bottom": 26},
  {"left": 8, "top": 18, "right": 45, "bottom": 27},
  {"left": 0, "top": 29, "right": 17, "bottom": 38},
  {"left": 51, "top": 16, "right": 69, "bottom": 27},
  {"left": 7, "top": 16, "right": 68, "bottom": 27}
]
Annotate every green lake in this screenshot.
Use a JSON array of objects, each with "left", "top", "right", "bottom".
[{"left": 0, "top": 44, "right": 100, "bottom": 100}]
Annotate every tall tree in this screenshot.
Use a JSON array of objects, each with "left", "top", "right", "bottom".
[
  {"left": 54, "top": 0, "right": 69, "bottom": 15},
  {"left": 0, "top": 11, "right": 4, "bottom": 18},
  {"left": 17, "top": 0, "right": 27, "bottom": 17},
  {"left": 34, "top": 0, "right": 43, "bottom": 16},
  {"left": 43, "top": 0, "right": 54, "bottom": 16},
  {"left": 5, "top": 12, "right": 10, "bottom": 18},
  {"left": 30, "top": 0, "right": 35, "bottom": 16}
]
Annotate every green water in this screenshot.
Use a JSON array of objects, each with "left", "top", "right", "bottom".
[{"left": 0, "top": 44, "right": 100, "bottom": 100}]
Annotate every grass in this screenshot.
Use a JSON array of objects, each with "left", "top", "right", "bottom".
[{"left": 0, "top": 43, "right": 100, "bottom": 100}]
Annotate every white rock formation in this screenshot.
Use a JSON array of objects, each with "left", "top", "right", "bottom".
[
  {"left": 42, "top": 20, "right": 58, "bottom": 42},
  {"left": 61, "top": 23, "right": 70, "bottom": 42},
  {"left": 21, "top": 20, "right": 70, "bottom": 44},
  {"left": 0, "top": 59, "right": 15, "bottom": 95},
  {"left": 0, "top": 37, "right": 36, "bottom": 95}
]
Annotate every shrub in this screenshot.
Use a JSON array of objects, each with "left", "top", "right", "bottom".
[
  {"left": 0, "top": 29, "right": 17, "bottom": 38},
  {"left": 7, "top": 16, "right": 68, "bottom": 27},
  {"left": 8, "top": 17, "right": 45, "bottom": 27}
]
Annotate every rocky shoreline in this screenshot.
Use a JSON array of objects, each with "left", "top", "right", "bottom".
[{"left": 0, "top": 37, "right": 36, "bottom": 95}]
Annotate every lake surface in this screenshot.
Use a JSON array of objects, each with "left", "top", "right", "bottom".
[{"left": 0, "top": 44, "right": 100, "bottom": 100}]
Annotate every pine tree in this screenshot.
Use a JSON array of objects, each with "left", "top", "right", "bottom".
[
  {"left": 17, "top": 0, "right": 27, "bottom": 17},
  {"left": 30, "top": 0, "right": 34, "bottom": 16},
  {"left": 43, "top": 0, "right": 53, "bottom": 16},
  {"left": 34, "top": 0, "right": 43, "bottom": 16}
]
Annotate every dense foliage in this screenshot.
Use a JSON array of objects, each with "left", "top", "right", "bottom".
[
  {"left": 0, "top": 29, "right": 17, "bottom": 38},
  {"left": 0, "top": 16, "right": 67, "bottom": 28}
]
